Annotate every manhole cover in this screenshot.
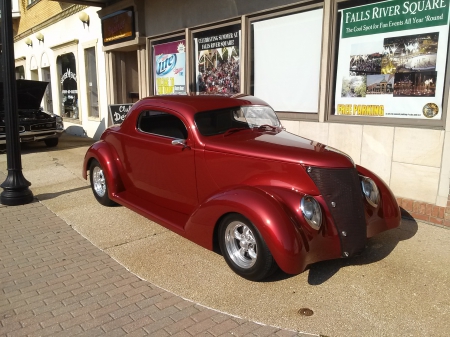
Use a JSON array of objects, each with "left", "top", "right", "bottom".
[{"left": 298, "top": 308, "right": 314, "bottom": 316}]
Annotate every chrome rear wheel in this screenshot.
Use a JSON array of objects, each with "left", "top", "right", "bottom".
[
  {"left": 92, "top": 166, "right": 106, "bottom": 197},
  {"left": 89, "top": 159, "right": 118, "bottom": 207}
]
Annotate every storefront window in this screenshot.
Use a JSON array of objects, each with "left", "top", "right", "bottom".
[
  {"left": 333, "top": 0, "right": 449, "bottom": 121},
  {"left": 57, "top": 53, "right": 79, "bottom": 121},
  {"left": 152, "top": 39, "right": 186, "bottom": 95},
  {"left": 85, "top": 47, "right": 99, "bottom": 118},
  {"left": 250, "top": 8, "right": 323, "bottom": 113},
  {"left": 193, "top": 24, "right": 241, "bottom": 94}
]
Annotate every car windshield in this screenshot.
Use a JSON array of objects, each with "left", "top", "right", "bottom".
[{"left": 195, "top": 106, "right": 281, "bottom": 136}]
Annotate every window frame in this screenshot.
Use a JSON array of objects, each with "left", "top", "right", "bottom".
[
  {"left": 51, "top": 39, "right": 81, "bottom": 122},
  {"left": 189, "top": 19, "right": 243, "bottom": 95},
  {"left": 83, "top": 40, "right": 101, "bottom": 121},
  {"left": 245, "top": 2, "right": 325, "bottom": 121},
  {"left": 147, "top": 32, "right": 187, "bottom": 96}
]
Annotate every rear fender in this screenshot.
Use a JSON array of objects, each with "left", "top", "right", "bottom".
[
  {"left": 185, "top": 186, "right": 307, "bottom": 274},
  {"left": 82, "top": 141, "right": 125, "bottom": 197}
]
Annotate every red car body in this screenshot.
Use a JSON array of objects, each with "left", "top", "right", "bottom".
[{"left": 82, "top": 95, "right": 400, "bottom": 280}]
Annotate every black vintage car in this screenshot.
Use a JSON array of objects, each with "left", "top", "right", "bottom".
[{"left": 0, "top": 79, "right": 64, "bottom": 147}]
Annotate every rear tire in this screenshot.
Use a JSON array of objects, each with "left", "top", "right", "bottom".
[
  {"left": 219, "top": 213, "right": 278, "bottom": 281},
  {"left": 44, "top": 138, "right": 59, "bottom": 147},
  {"left": 89, "top": 159, "right": 118, "bottom": 206}
]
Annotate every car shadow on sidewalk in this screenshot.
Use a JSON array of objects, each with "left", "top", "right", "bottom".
[
  {"left": 306, "top": 214, "right": 418, "bottom": 285},
  {"left": 239, "top": 211, "right": 418, "bottom": 283},
  {"left": 34, "top": 185, "right": 91, "bottom": 201}
]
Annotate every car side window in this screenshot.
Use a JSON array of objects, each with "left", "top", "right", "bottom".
[{"left": 138, "top": 110, "right": 188, "bottom": 139}]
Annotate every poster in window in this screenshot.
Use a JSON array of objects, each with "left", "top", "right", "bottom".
[
  {"left": 153, "top": 40, "right": 186, "bottom": 95},
  {"left": 334, "top": 0, "right": 449, "bottom": 119},
  {"left": 194, "top": 24, "right": 240, "bottom": 94}
]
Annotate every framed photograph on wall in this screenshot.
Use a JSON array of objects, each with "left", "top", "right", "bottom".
[
  {"left": 193, "top": 24, "right": 241, "bottom": 94},
  {"left": 333, "top": 0, "right": 449, "bottom": 120}
]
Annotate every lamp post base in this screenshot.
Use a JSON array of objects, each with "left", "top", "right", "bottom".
[{"left": 0, "top": 170, "right": 34, "bottom": 206}]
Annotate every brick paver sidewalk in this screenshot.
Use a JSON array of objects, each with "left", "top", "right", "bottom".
[{"left": 0, "top": 200, "right": 307, "bottom": 337}]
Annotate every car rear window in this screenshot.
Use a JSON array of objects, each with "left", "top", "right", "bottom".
[{"left": 138, "top": 110, "right": 188, "bottom": 139}]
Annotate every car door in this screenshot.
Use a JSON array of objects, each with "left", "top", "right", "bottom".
[{"left": 123, "top": 109, "right": 198, "bottom": 215}]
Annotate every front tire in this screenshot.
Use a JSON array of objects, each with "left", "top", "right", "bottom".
[
  {"left": 219, "top": 213, "right": 277, "bottom": 281},
  {"left": 44, "top": 138, "right": 59, "bottom": 147},
  {"left": 89, "top": 159, "right": 117, "bottom": 206}
]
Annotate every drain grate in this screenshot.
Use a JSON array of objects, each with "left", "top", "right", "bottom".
[{"left": 298, "top": 308, "right": 314, "bottom": 316}]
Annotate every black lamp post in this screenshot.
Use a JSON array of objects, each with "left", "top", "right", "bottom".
[{"left": 0, "top": 0, "right": 34, "bottom": 205}]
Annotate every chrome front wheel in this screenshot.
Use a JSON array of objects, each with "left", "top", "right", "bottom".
[
  {"left": 224, "top": 221, "right": 258, "bottom": 269},
  {"left": 219, "top": 213, "right": 277, "bottom": 281}
]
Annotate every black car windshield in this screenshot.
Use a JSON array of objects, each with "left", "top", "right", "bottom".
[{"left": 195, "top": 106, "right": 281, "bottom": 136}]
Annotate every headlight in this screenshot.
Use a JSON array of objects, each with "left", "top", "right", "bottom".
[
  {"left": 360, "top": 176, "right": 380, "bottom": 207},
  {"left": 300, "top": 195, "right": 322, "bottom": 230}
]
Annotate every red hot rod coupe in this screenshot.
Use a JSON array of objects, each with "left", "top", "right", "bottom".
[{"left": 82, "top": 95, "right": 401, "bottom": 281}]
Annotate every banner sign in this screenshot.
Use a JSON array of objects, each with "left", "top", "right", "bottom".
[
  {"left": 153, "top": 40, "right": 186, "bottom": 95},
  {"left": 342, "top": 0, "right": 449, "bottom": 38},
  {"left": 335, "top": 0, "right": 449, "bottom": 119},
  {"left": 109, "top": 104, "right": 133, "bottom": 124},
  {"left": 194, "top": 25, "right": 240, "bottom": 94}
]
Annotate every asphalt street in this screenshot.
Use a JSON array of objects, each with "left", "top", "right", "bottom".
[{"left": 1, "top": 133, "right": 449, "bottom": 337}]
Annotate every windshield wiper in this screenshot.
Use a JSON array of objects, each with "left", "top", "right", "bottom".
[{"left": 223, "top": 127, "right": 249, "bottom": 137}]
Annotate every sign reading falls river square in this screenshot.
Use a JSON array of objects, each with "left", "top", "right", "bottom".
[
  {"left": 342, "top": 0, "right": 449, "bottom": 38},
  {"left": 334, "top": 0, "right": 449, "bottom": 120}
]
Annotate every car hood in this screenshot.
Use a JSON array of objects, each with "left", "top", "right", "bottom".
[
  {"left": 0, "top": 79, "right": 48, "bottom": 110},
  {"left": 202, "top": 130, "right": 355, "bottom": 168}
]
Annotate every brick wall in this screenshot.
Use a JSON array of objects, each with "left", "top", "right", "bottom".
[
  {"left": 16, "top": 0, "right": 65, "bottom": 35},
  {"left": 397, "top": 183, "right": 450, "bottom": 228}
]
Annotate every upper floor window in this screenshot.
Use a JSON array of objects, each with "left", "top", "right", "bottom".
[{"left": 27, "top": 0, "right": 40, "bottom": 7}]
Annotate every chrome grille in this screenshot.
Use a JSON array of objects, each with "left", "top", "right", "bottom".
[
  {"left": 30, "top": 122, "right": 56, "bottom": 131},
  {"left": 307, "top": 167, "right": 366, "bottom": 257}
]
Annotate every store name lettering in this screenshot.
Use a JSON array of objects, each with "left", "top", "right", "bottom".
[
  {"left": 344, "top": 0, "right": 447, "bottom": 24},
  {"left": 60, "top": 69, "right": 77, "bottom": 84},
  {"left": 337, "top": 104, "right": 385, "bottom": 116},
  {"left": 156, "top": 54, "right": 177, "bottom": 76},
  {"left": 197, "top": 32, "right": 238, "bottom": 44},
  {"left": 198, "top": 32, "right": 238, "bottom": 49}
]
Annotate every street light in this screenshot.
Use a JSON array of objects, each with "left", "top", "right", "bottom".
[{"left": 0, "top": 0, "right": 34, "bottom": 205}]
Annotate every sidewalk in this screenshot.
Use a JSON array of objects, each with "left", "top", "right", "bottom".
[
  {"left": 1, "top": 134, "right": 450, "bottom": 337},
  {"left": 0, "top": 200, "right": 307, "bottom": 337}
]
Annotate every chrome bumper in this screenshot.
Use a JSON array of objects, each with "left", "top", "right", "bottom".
[{"left": 0, "top": 129, "right": 64, "bottom": 145}]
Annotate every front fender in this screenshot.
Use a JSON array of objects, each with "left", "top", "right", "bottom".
[
  {"left": 184, "top": 186, "right": 307, "bottom": 274},
  {"left": 356, "top": 165, "right": 401, "bottom": 236},
  {"left": 82, "top": 141, "right": 125, "bottom": 197}
]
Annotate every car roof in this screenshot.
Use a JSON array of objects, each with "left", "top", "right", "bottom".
[{"left": 134, "top": 94, "right": 270, "bottom": 119}]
